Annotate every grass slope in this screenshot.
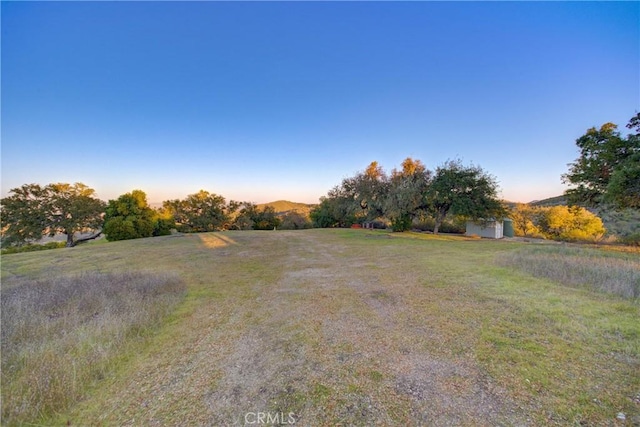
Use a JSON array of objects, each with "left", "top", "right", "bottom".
[{"left": 1, "top": 230, "right": 638, "bottom": 426}]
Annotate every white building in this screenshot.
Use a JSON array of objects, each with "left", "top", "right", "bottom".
[{"left": 465, "top": 219, "right": 504, "bottom": 239}]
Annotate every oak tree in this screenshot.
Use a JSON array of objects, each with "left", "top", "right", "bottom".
[
  {"left": 1, "top": 182, "right": 105, "bottom": 247},
  {"left": 162, "top": 190, "right": 235, "bottom": 232},
  {"left": 103, "top": 190, "right": 172, "bottom": 241},
  {"left": 425, "top": 160, "right": 505, "bottom": 234},
  {"left": 563, "top": 113, "right": 640, "bottom": 209}
]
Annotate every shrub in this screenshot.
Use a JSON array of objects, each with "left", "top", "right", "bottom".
[
  {"left": 390, "top": 214, "right": 412, "bottom": 232},
  {"left": 1, "top": 271, "right": 186, "bottom": 425},
  {"left": 413, "top": 216, "right": 465, "bottom": 234},
  {"left": 1, "top": 241, "right": 66, "bottom": 255},
  {"left": 278, "top": 211, "right": 312, "bottom": 230},
  {"left": 620, "top": 232, "right": 640, "bottom": 247},
  {"left": 153, "top": 217, "right": 175, "bottom": 236}
]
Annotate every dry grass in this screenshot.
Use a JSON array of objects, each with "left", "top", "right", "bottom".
[
  {"left": 1, "top": 271, "right": 186, "bottom": 425},
  {"left": 498, "top": 245, "right": 640, "bottom": 299},
  {"left": 1, "top": 230, "right": 638, "bottom": 426}
]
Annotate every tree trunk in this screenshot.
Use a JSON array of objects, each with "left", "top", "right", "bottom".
[
  {"left": 433, "top": 209, "right": 447, "bottom": 234},
  {"left": 65, "top": 232, "right": 75, "bottom": 247}
]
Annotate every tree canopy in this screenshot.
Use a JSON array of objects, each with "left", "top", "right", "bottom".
[
  {"left": 384, "top": 158, "right": 431, "bottom": 231},
  {"left": 311, "top": 157, "right": 505, "bottom": 233},
  {"left": 563, "top": 113, "right": 640, "bottom": 209},
  {"left": 426, "top": 160, "right": 506, "bottom": 234},
  {"left": 233, "top": 203, "right": 282, "bottom": 230},
  {"left": 103, "top": 190, "right": 173, "bottom": 241},
  {"left": 1, "top": 182, "right": 105, "bottom": 247},
  {"left": 162, "top": 190, "right": 237, "bottom": 232}
]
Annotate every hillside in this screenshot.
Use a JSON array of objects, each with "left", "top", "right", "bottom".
[
  {"left": 257, "top": 200, "right": 316, "bottom": 215},
  {"left": 529, "top": 195, "right": 567, "bottom": 207},
  {"left": 530, "top": 196, "right": 640, "bottom": 237}
]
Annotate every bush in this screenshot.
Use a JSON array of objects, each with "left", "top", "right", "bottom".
[
  {"left": 1, "top": 241, "right": 66, "bottom": 255},
  {"left": 279, "top": 211, "right": 312, "bottom": 230},
  {"left": 1, "top": 271, "right": 186, "bottom": 425},
  {"left": 153, "top": 217, "right": 175, "bottom": 236},
  {"left": 390, "top": 214, "right": 412, "bottom": 232},
  {"left": 413, "top": 217, "right": 465, "bottom": 234},
  {"left": 620, "top": 232, "right": 640, "bottom": 247}
]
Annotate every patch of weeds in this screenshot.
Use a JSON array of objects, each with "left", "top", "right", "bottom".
[
  {"left": 311, "top": 383, "right": 332, "bottom": 401},
  {"left": 369, "top": 370, "right": 384, "bottom": 383},
  {"left": 269, "top": 385, "right": 307, "bottom": 416},
  {"left": 347, "top": 383, "right": 363, "bottom": 394}
]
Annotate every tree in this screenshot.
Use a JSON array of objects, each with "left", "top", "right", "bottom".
[
  {"left": 536, "top": 205, "right": 605, "bottom": 242},
  {"left": 563, "top": 113, "right": 640, "bottom": 209},
  {"left": 425, "top": 160, "right": 505, "bottom": 234},
  {"left": 383, "top": 158, "right": 431, "bottom": 231},
  {"left": 103, "top": 190, "right": 173, "bottom": 241},
  {"left": 1, "top": 182, "right": 105, "bottom": 247},
  {"left": 338, "top": 162, "right": 387, "bottom": 222},
  {"left": 280, "top": 211, "right": 312, "bottom": 230},
  {"left": 313, "top": 158, "right": 506, "bottom": 233},
  {"left": 310, "top": 161, "right": 388, "bottom": 229},
  {"left": 310, "top": 197, "right": 342, "bottom": 228},
  {"left": 252, "top": 206, "right": 281, "bottom": 230},
  {"left": 162, "top": 190, "right": 235, "bottom": 232},
  {"left": 605, "top": 152, "right": 640, "bottom": 208},
  {"left": 510, "top": 203, "right": 541, "bottom": 237},
  {"left": 233, "top": 203, "right": 282, "bottom": 230},
  {"left": 231, "top": 203, "right": 257, "bottom": 230}
]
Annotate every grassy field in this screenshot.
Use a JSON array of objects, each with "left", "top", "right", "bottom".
[
  {"left": 1, "top": 272, "right": 186, "bottom": 425},
  {"left": 1, "top": 229, "right": 638, "bottom": 426}
]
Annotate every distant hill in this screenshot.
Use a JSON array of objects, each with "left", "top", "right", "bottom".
[
  {"left": 529, "top": 195, "right": 567, "bottom": 207},
  {"left": 257, "top": 200, "right": 316, "bottom": 216},
  {"left": 528, "top": 195, "right": 640, "bottom": 237}
]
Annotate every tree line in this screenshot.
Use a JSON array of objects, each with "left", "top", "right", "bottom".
[
  {"left": 1, "top": 112, "right": 637, "bottom": 247},
  {"left": 0, "top": 186, "right": 305, "bottom": 247},
  {"left": 310, "top": 158, "right": 506, "bottom": 232}
]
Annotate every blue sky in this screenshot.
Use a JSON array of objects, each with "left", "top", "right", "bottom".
[{"left": 2, "top": 2, "right": 638, "bottom": 204}]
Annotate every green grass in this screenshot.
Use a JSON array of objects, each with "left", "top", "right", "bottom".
[{"left": 1, "top": 229, "right": 638, "bottom": 426}]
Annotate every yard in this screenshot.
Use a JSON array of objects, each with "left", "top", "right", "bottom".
[{"left": 1, "top": 229, "right": 638, "bottom": 426}]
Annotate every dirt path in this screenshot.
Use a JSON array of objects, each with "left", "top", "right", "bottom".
[{"left": 64, "top": 231, "right": 530, "bottom": 426}]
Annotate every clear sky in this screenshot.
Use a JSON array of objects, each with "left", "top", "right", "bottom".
[{"left": 2, "top": 1, "right": 638, "bottom": 205}]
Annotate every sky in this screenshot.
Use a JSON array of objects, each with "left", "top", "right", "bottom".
[{"left": 2, "top": 1, "right": 638, "bottom": 205}]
